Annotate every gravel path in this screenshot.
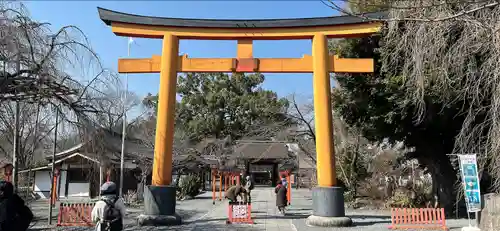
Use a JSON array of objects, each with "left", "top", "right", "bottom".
[{"left": 26, "top": 187, "right": 471, "bottom": 231}]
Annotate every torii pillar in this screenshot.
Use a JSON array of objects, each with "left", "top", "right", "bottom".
[{"left": 98, "top": 7, "right": 382, "bottom": 227}]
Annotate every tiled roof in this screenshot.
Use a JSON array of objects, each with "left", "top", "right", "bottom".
[{"left": 231, "top": 142, "right": 289, "bottom": 160}]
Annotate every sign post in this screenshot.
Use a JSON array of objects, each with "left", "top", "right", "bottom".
[{"left": 457, "top": 154, "right": 481, "bottom": 231}]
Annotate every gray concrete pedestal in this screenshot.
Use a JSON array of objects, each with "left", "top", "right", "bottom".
[
  {"left": 306, "top": 186, "right": 352, "bottom": 227},
  {"left": 137, "top": 185, "right": 182, "bottom": 226}
]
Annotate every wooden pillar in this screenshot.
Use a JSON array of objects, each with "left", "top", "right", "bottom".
[
  {"left": 224, "top": 174, "right": 228, "bottom": 192},
  {"left": 152, "top": 33, "right": 179, "bottom": 186},
  {"left": 106, "top": 169, "right": 111, "bottom": 182},
  {"left": 312, "top": 33, "right": 336, "bottom": 187},
  {"left": 51, "top": 168, "right": 59, "bottom": 206},
  {"left": 272, "top": 164, "right": 278, "bottom": 187},
  {"left": 287, "top": 174, "right": 291, "bottom": 205},
  {"left": 219, "top": 173, "right": 222, "bottom": 200},
  {"left": 211, "top": 170, "right": 216, "bottom": 204},
  {"left": 202, "top": 171, "right": 206, "bottom": 191},
  {"left": 99, "top": 165, "right": 103, "bottom": 196}
]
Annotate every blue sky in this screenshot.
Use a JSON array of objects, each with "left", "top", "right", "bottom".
[{"left": 25, "top": 1, "right": 341, "bottom": 101}]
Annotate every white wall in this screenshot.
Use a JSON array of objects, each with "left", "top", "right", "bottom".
[
  {"left": 67, "top": 183, "right": 90, "bottom": 197},
  {"left": 33, "top": 171, "right": 51, "bottom": 199},
  {"left": 34, "top": 169, "right": 68, "bottom": 199},
  {"left": 124, "top": 162, "right": 137, "bottom": 169}
]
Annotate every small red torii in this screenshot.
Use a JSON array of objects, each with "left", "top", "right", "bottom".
[{"left": 211, "top": 168, "right": 242, "bottom": 204}]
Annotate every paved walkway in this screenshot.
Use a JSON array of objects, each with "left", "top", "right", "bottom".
[
  {"left": 28, "top": 187, "right": 470, "bottom": 230},
  {"left": 29, "top": 187, "right": 300, "bottom": 230}
]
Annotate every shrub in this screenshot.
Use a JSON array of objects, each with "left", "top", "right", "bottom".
[
  {"left": 387, "top": 189, "right": 415, "bottom": 208},
  {"left": 344, "top": 190, "right": 355, "bottom": 202},
  {"left": 178, "top": 174, "right": 202, "bottom": 199},
  {"left": 123, "top": 190, "right": 141, "bottom": 207}
]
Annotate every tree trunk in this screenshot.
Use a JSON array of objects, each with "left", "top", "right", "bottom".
[
  {"left": 419, "top": 154, "right": 457, "bottom": 214},
  {"left": 350, "top": 135, "right": 360, "bottom": 196}
]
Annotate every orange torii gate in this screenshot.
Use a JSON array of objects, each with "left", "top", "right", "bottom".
[{"left": 98, "top": 7, "right": 382, "bottom": 227}]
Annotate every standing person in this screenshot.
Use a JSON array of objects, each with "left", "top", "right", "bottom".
[
  {"left": 274, "top": 181, "right": 287, "bottom": 215},
  {"left": 244, "top": 175, "right": 254, "bottom": 203},
  {"left": 91, "top": 182, "right": 126, "bottom": 231},
  {"left": 0, "top": 181, "right": 33, "bottom": 231}
]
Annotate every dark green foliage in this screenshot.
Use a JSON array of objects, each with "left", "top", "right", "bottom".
[
  {"left": 144, "top": 72, "right": 291, "bottom": 142},
  {"left": 176, "top": 72, "right": 290, "bottom": 141},
  {"left": 331, "top": 35, "right": 463, "bottom": 210}
]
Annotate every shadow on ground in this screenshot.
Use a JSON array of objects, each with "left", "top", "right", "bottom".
[
  {"left": 287, "top": 208, "right": 311, "bottom": 212},
  {"left": 178, "top": 208, "right": 204, "bottom": 220},
  {"left": 253, "top": 214, "right": 309, "bottom": 220},
  {"left": 351, "top": 214, "right": 391, "bottom": 227},
  {"left": 34, "top": 223, "right": 263, "bottom": 231},
  {"left": 193, "top": 196, "right": 214, "bottom": 200},
  {"left": 186, "top": 213, "right": 310, "bottom": 225},
  {"left": 350, "top": 214, "right": 391, "bottom": 219}
]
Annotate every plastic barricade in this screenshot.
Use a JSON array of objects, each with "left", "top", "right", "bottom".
[
  {"left": 389, "top": 207, "right": 448, "bottom": 230},
  {"left": 227, "top": 201, "right": 253, "bottom": 224},
  {"left": 57, "top": 202, "right": 95, "bottom": 227}
]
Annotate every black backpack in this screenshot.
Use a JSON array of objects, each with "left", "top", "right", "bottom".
[
  {"left": 15, "top": 204, "right": 33, "bottom": 231},
  {"left": 101, "top": 197, "right": 123, "bottom": 231}
]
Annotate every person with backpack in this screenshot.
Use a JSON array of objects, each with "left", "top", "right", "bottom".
[
  {"left": 0, "top": 181, "right": 33, "bottom": 231},
  {"left": 91, "top": 182, "right": 126, "bottom": 231}
]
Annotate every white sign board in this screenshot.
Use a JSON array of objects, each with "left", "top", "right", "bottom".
[
  {"left": 232, "top": 204, "right": 248, "bottom": 218},
  {"left": 458, "top": 154, "right": 481, "bottom": 212}
]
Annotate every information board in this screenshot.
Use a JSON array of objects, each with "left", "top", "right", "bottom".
[
  {"left": 458, "top": 154, "right": 481, "bottom": 212},
  {"left": 232, "top": 204, "right": 248, "bottom": 218}
]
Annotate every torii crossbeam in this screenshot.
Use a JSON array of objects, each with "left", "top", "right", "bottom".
[{"left": 98, "top": 7, "right": 383, "bottom": 227}]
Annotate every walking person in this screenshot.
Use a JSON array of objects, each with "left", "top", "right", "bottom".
[
  {"left": 91, "top": 182, "right": 126, "bottom": 231},
  {"left": 275, "top": 181, "right": 287, "bottom": 215},
  {"left": 0, "top": 181, "right": 33, "bottom": 231}
]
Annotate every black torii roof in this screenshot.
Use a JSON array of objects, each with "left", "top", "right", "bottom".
[{"left": 98, "top": 7, "right": 386, "bottom": 29}]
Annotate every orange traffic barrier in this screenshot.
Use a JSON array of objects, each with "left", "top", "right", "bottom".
[
  {"left": 227, "top": 201, "right": 253, "bottom": 224},
  {"left": 389, "top": 208, "right": 447, "bottom": 230},
  {"left": 57, "top": 202, "right": 95, "bottom": 227}
]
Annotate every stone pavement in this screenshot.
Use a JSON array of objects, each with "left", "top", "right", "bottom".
[
  {"left": 27, "top": 187, "right": 470, "bottom": 230},
  {"left": 28, "top": 187, "right": 300, "bottom": 230}
]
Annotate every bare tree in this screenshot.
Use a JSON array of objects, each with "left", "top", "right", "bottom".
[
  {"left": 286, "top": 93, "right": 376, "bottom": 192},
  {"left": 0, "top": 3, "right": 140, "bottom": 198},
  {"left": 0, "top": 2, "right": 120, "bottom": 126},
  {"left": 0, "top": 102, "right": 52, "bottom": 168}
]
